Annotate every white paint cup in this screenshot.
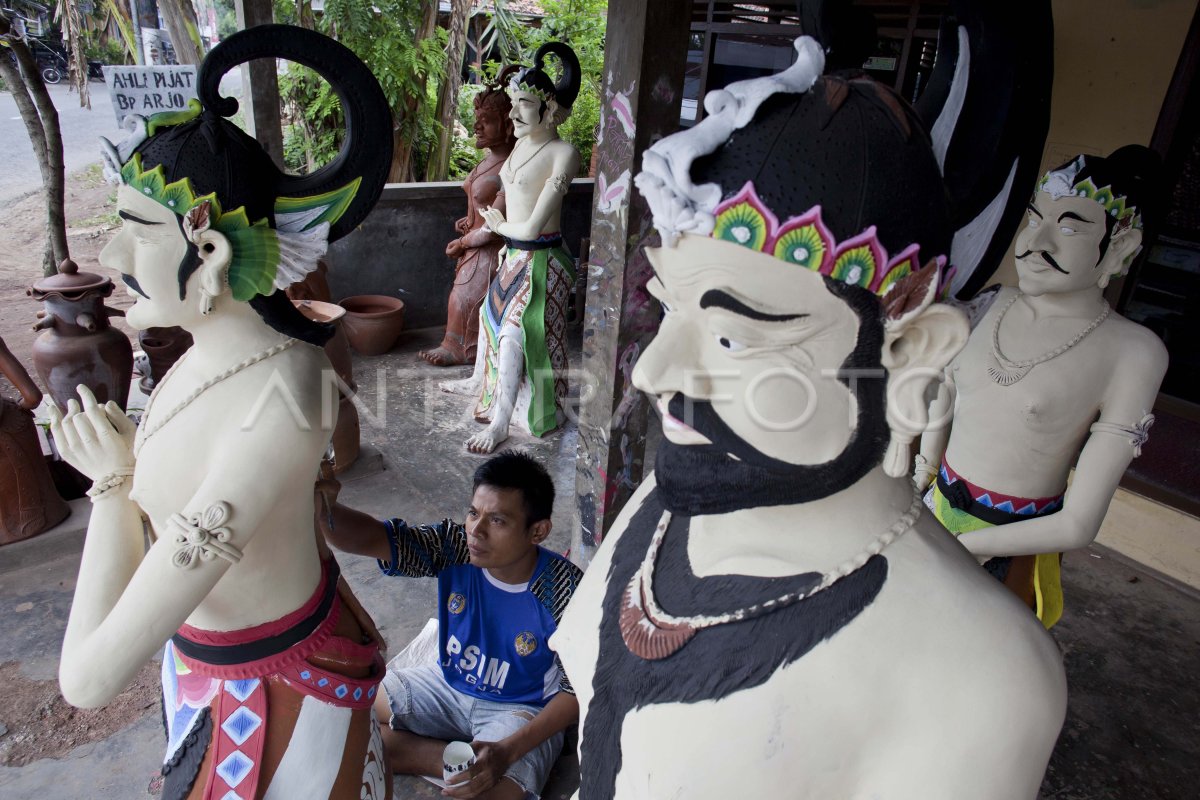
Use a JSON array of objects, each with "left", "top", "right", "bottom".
[{"left": 442, "top": 741, "right": 476, "bottom": 784}]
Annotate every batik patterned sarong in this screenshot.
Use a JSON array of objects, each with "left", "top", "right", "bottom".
[
  {"left": 475, "top": 234, "right": 574, "bottom": 437},
  {"left": 159, "top": 558, "right": 389, "bottom": 800},
  {"left": 925, "top": 461, "right": 1065, "bottom": 629}
]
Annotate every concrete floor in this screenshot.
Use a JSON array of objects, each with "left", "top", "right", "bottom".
[{"left": 1, "top": 327, "right": 1198, "bottom": 798}]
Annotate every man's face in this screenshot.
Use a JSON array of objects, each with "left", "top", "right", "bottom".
[
  {"left": 464, "top": 485, "right": 536, "bottom": 573},
  {"left": 1015, "top": 191, "right": 1111, "bottom": 296},
  {"left": 100, "top": 184, "right": 194, "bottom": 331},
  {"left": 507, "top": 88, "right": 553, "bottom": 140},
  {"left": 473, "top": 103, "right": 508, "bottom": 150},
  {"left": 635, "top": 234, "right": 865, "bottom": 466}
]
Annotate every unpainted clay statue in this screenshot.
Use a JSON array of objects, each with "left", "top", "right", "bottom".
[
  {"left": 552, "top": 38, "right": 1066, "bottom": 799},
  {"left": 916, "top": 146, "right": 1168, "bottom": 628},
  {"left": 441, "top": 43, "right": 581, "bottom": 454},
  {"left": 49, "top": 26, "right": 394, "bottom": 799},
  {"left": 419, "top": 71, "right": 517, "bottom": 367},
  {"left": 0, "top": 334, "right": 69, "bottom": 545}
]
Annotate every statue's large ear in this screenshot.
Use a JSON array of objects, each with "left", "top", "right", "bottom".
[
  {"left": 183, "top": 201, "right": 233, "bottom": 313},
  {"left": 879, "top": 263, "right": 968, "bottom": 476},
  {"left": 1097, "top": 226, "right": 1143, "bottom": 289}
]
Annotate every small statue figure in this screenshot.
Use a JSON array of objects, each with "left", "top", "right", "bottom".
[
  {"left": 552, "top": 37, "right": 1066, "bottom": 799},
  {"left": 419, "top": 72, "right": 517, "bottom": 367},
  {"left": 49, "top": 26, "right": 394, "bottom": 799},
  {"left": 916, "top": 146, "right": 1167, "bottom": 629},
  {"left": 441, "top": 43, "right": 581, "bottom": 454},
  {"left": 0, "top": 334, "right": 69, "bottom": 545}
]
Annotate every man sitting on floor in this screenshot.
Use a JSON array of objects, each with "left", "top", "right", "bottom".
[{"left": 318, "top": 451, "right": 582, "bottom": 800}]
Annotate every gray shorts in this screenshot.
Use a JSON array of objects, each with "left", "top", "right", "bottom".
[{"left": 382, "top": 662, "right": 564, "bottom": 799}]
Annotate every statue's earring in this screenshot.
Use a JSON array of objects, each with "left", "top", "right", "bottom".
[
  {"left": 184, "top": 201, "right": 224, "bottom": 315},
  {"left": 883, "top": 431, "right": 914, "bottom": 479}
]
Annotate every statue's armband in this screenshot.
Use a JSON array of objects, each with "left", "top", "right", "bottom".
[
  {"left": 168, "top": 501, "right": 243, "bottom": 569},
  {"left": 1089, "top": 413, "right": 1155, "bottom": 457},
  {"left": 546, "top": 173, "right": 571, "bottom": 196}
]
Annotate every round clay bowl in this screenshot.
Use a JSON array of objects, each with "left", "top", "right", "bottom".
[{"left": 338, "top": 295, "right": 406, "bottom": 356}]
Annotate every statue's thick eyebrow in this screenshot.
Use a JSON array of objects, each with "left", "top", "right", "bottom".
[
  {"left": 118, "top": 210, "right": 163, "bottom": 226},
  {"left": 698, "top": 289, "right": 807, "bottom": 322},
  {"left": 1058, "top": 211, "right": 1094, "bottom": 224},
  {"left": 1027, "top": 202, "right": 1043, "bottom": 218}
]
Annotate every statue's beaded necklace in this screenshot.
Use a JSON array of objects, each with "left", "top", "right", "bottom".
[
  {"left": 619, "top": 490, "right": 924, "bottom": 660},
  {"left": 502, "top": 136, "right": 553, "bottom": 182},
  {"left": 988, "top": 294, "right": 1110, "bottom": 386},
  {"left": 134, "top": 338, "right": 298, "bottom": 454}
]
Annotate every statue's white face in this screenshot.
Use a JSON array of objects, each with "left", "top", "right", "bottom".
[
  {"left": 100, "top": 185, "right": 196, "bottom": 331},
  {"left": 633, "top": 234, "right": 865, "bottom": 465},
  {"left": 1015, "top": 191, "right": 1116, "bottom": 296},
  {"left": 507, "top": 88, "right": 556, "bottom": 140}
]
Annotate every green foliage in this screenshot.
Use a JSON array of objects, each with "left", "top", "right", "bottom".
[{"left": 277, "top": 0, "right": 447, "bottom": 178}]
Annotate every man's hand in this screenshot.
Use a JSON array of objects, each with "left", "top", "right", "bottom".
[
  {"left": 314, "top": 460, "right": 341, "bottom": 539},
  {"left": 455, "top": 216, "right": 471, "bottom": 235},
  {"left": 442, "top": 740, "right": 516, "bottom": 798},
  {"left": 446, "top": 238, "right": 466, "bottom": 259}
]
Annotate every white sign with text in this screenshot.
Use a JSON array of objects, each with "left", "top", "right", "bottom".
[{"left": 103, "top": 65, "right": 199, "bottom": 126}]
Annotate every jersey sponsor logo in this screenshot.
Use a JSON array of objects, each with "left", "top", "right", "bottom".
[
  {"left": 514, "top": 631, "right": 538, "bottom": 657},
  {"left": 447, "top": 593, "right": 467, "bottom": 614}
]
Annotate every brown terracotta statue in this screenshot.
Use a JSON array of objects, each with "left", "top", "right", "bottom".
[
  {"left": 0, "top": 335, "right": 69, "bottom": 545},
  {"left": 419, "top": 70, "right": 517, "bottom": 366}
]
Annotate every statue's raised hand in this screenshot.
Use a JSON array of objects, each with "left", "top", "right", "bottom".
[
  {"left": 480, "top": 205, "right": 507, "bottom": 235},
  {"left": 47, "top": 385, "right": 136, "bottom": 481}
]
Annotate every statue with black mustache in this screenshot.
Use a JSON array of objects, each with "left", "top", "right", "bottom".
[
  {"left": 916, "top": 145, "right": 1169, "bottom": 628},
  {"left": 551, "top": 36, "right": 1068, "bottom": 800}
]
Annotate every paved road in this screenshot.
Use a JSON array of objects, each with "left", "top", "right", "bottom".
[{"left": 1, "top": 81, "right": 122, "bottom": 204}]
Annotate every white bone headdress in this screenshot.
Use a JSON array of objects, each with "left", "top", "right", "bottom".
[{"left": 633, "top": 36, "right": 825, "bottom": 246}]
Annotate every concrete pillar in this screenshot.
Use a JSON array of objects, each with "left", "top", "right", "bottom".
[
  {"left": 572, "top": 0, "right": 690, "bottom": 568},
  {"left": 234, "top": 0, "right": 284, "bottom": 169}
]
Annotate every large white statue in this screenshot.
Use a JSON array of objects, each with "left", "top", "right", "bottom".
[
  {"left": 552, "top": 38, "right": 1066, "bottom": 799},
  {"left": 442, "top": 42, "right": 581, "bottom": 454},
  {"left": 50, "top": 27, "right": 394, "bottom": 799},
  {"left": 916, "top": 146, "right": 1168, "bottom": 628}
]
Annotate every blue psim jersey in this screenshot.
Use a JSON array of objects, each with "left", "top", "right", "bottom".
[{"left": 378, "top": 518, "right": 582, "bottom": 707}]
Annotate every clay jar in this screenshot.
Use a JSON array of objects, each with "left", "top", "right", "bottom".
[
  {"left": 29, "top": 259, "right": 133, "bottom": 411},
  {"left": 0, "top": 335, "right": 69, "bottom": 545},
  {"left": 338, "top": 295, "right": 405, "bottom": 356},
  {"left": 137, "top": 327, "right": 194, "bottom": 394},
  {"left": 293, "top": 299, "right": 360, "bottom": 472}
]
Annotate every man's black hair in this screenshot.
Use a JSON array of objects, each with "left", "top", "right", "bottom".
[{"left": 473, "top": 450, "right": 555, "bottom": 526}]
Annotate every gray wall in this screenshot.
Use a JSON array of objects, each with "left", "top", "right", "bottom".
[{"left": 327, "top": 179, "right": 595, "bottom": 331}]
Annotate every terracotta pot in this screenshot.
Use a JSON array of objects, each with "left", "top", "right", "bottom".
[
  {"left": 28, "top": 259, "right": 133, "bottom": 411},
  {"left": 137, "top": 326, "right": 194, "bottom": 394},
  {"left": 294, "top": 299, "right": 360, "bottom": 472},
  {"left": 0, "top": 335, "right": 69, "bottom": 546},
  {"left": 338, "top": 295, "right": 405, "bottom": 356}
]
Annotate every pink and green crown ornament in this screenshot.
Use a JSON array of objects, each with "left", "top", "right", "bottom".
[{"left": 711, "top": 182, "right": 945, "bottom": 297}]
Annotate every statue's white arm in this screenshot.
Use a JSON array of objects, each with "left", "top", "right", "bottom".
[
  {"left": 957, "top": 333, "right": 1168, "bottom": 558},
  {"left": 481, "top": 144, "right": 580, "bottom": 241},
  {"left": 52, "top": 383, "right": 324, "bottom": 708},
  {"left": 914, "top": 365, "right": 956, "bottom": 491}
]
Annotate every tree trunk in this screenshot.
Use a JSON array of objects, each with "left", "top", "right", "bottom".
[
  {"left": 158, "top": 0, "right": 205, "bottom": 65},
  {"left": 296, "top": 0, "right": 315, "bottom": 31},
  {"left": 0, "top": 27, "right": 69, "bottom": 276},
  {"left": 425, "top": 0, "right": 472, "bottom": 181},
  {"left": 387, "top": 0, "right": 439, "bottom": 183}
]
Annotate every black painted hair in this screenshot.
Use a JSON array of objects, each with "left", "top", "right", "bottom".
[
  {"left": 690, "top": 74, "right": 952, "bottom": 290},
  {"left": 511, "top": 41, "right": 581, "bottom": 121},
  {"left": 128, "top": 24, "right": 394, "bottom": 347},
  {"left": 1048, "top": 144, "right": 1161, "bottom": 255},
  {"left": 473, "top": 450, "right": 556, "bottom": 526}
]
